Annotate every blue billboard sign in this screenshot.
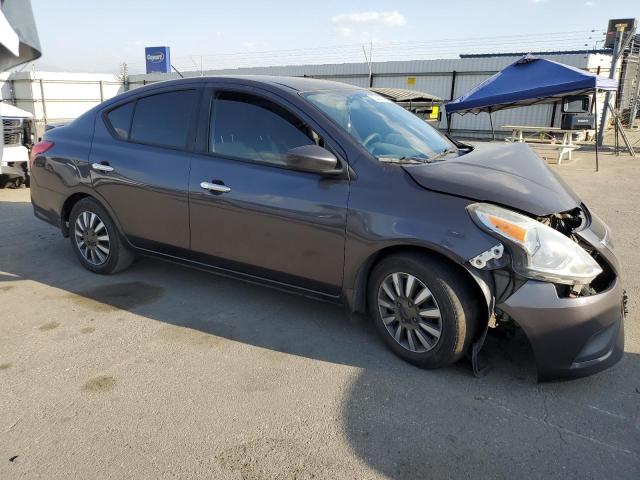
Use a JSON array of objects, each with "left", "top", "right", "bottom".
[{"left": 145, "top": 46, "right": 171, "bottom": 74}]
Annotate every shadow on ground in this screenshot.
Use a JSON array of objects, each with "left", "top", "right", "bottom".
[
  {"left": 0, "top": 199, "right": 534, "bottom": 376},
  {"left": 2, "top": 198, "right": 639, "bottom": 479}
]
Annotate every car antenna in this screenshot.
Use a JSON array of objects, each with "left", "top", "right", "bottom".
[{"left": 171, "top": 64, "right": 184, "bottom": 78}]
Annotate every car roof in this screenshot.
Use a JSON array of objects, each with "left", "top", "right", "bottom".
[
  {"left": 97, "top": 75, "right": 365, "bottom": 113},
  {"left": 132, "top": 75, "right": 362, "bottom": 94},
  {"left": 224, "top": 75, "right": 362, "bottom": 92}
]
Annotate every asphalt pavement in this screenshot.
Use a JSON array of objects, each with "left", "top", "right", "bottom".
[{"left": 1, "top": 148, "right": 638, "bottom": 479}]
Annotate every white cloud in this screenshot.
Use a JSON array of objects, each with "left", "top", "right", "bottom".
[
  {"left": 331, "top": 11, "right": 406, "bottom": 28},
  {"left": 585, "top": 1, "right": 596, "bottom": 5},
  {"left": 335, "top": 26, "right": 353, "bottom": 38},
  {"left": 332, "top": 11, "right": 405, "bottom": 40}
]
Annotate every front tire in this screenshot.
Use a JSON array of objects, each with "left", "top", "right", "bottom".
[
  {"left": 69, "top": 198, "right": 134, "bottom": 274},
  {"left": 368, "top": 253, "right": 480, "bottom": 369}
]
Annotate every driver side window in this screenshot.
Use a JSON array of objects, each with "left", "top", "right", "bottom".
[{"left": 209, "top": 91, "right": 323, "bottom": 166}]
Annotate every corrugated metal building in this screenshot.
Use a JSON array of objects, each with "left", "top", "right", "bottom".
[
  {"left": 129, "top": 52, "right": 616, "bottom": 138},
  {"left": 0, "top": 52, "right": 619, "bottom": 139}
]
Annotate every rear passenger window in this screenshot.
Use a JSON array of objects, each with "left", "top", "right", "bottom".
[
  {"left": 106, "top": 102, "right": 134, "bottom": 139},
  {"left": 130, "top": 90, "right": 196, "bottom": 149},
  {"left": 209, "top": 92, "right": 320, "bottom": 166}
]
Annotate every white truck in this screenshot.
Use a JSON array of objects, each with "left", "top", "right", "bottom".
[{"left": 1, "top": 102, "right": 35, "bottom": 188}]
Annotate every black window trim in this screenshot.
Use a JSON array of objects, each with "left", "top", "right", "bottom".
[
  {"left": 198, "top": 85, "right": 349, "bottom": 178},
  {"left": 102, "top": 86, "right": 203, "bottom": 153}
]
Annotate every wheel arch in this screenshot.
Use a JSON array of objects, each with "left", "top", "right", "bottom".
[
  {"left": 60, "top": 191, "right": 127, "bottom": 245},
  {"left": 347, "top": 245, "right": 493, "bottom": 331},
  {"left": 60, "top": 192, "right": 91, "bottom": 236}
]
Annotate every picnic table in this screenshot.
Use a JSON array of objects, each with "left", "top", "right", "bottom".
[{"left": 502, "top": 125, "right": 588, "bottom": 164}]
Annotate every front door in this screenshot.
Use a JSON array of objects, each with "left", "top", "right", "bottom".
[
  {"left": 90, "top": 88, "right": 200, "bottom": 251},
  {"left": 188, "top": 87, "right": 350, "bottom": 295}
]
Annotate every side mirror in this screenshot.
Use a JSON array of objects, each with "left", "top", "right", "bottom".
[{"left": 286, "top": 145, "right": 339, "bottom": 174}]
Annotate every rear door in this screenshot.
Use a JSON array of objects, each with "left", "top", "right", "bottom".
[
  {"left": 90, "top": 87, "right": 200, "bottom": 252},
  {"left": 188, "top": 85, "right": 350, "bottom": 295}
]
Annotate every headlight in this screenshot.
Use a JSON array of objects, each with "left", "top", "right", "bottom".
[{"left": 467, "top": 203, "right": 602, "bottom": 285}]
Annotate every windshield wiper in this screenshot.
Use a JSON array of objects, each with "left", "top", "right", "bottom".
[
  {"left": 379, "top": 156, "right": 429, "bottom": 165},
  {"left": 427, "top": 148, "right": 459, "bottom": 162},
  {"left": 379, "top": 148, "right": 459, "bottom": 165}
]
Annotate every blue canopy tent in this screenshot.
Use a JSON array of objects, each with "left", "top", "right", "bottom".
[
  {"left": 446, "top": 54, "right": 617, "bottom": 115},
  {"left": 445, "top": 55, "right": 618, "bottom": 169}
]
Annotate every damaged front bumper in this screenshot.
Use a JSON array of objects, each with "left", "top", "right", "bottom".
[
  {"left": 1, "top": 146, "right": 29, "bottom": 178},
  {"left": 0, "top": 161, "right": 27, "bottom": 177},
  {"left": 470, "top": 211, "right": 625, "bottom": 381},
  {"left": 497, "top": 278, "right": 625, "bottom": 380}
]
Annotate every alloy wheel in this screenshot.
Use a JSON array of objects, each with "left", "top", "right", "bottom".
[
  {"left": 377, "top": 272, "right": 443, "bottom": 353},
  {"left": 74, "top": 211, "right": 110, "bottom": 266}
]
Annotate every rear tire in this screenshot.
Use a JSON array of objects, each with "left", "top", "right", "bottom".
[
  {"left": 69, "top": 198, "right": 134, "bottom": 274},
  {"left": 368, "top": 252, "right": 480, "bottom": 369}
]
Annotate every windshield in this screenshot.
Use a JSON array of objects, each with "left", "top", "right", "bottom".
[{"left": 304, "top": 90, "right": 455, "bottom": 163}]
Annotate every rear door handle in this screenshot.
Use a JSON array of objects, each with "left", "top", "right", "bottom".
[
  {"left": 91, "top": 162, "right": 114, "bottom": 173},
  {"left": 200, "top": 181, "right": 231, "bottom": 193}
]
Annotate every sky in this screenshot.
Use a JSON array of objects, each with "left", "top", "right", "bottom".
[{"left": 28, "top": 0, "right": 640, "bottom": 73}]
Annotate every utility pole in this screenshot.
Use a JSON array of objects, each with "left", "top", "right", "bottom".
[
  {"left": 120, "top": 62, "right": 129, "bottom": 92},
  {"left": 598, "top": 23, "right": 627, "bottom": 145}
]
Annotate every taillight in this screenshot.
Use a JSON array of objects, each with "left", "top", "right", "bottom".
[{"left": 29, "top": 140, "right": 54, "bottom": 170}]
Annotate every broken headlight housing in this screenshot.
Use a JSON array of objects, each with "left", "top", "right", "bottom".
[{"left": 467, "top": 203, "right": 602, "bottom": 286}]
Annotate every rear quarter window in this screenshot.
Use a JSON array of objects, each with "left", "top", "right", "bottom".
[{"left": 106, "top": 102, "right": 134, "bottom": 139}]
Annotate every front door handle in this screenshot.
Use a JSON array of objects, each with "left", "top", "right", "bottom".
[
  {"left": 91, "top": 162, "right": 114, "bottom": 173},
  {"left": 200, "top": 181, "right": 231, "bottom": 193}
]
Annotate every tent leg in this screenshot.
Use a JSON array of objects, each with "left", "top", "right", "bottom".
[
  {"left": 615, "top": 117, "right": 619, "bottom": 156},
  {"left": 489, "top": 110, "right": 495, "bottom": 141},
  {"left": 593, "top": 90, "right": 599, "bottom": 172},
  {"left": 447, "top": 113, "right": 452, "bottom": 135}
]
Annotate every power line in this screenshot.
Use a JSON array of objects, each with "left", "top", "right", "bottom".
[
  {"left": 128, "top": 36, "right": 605, "bottom": 67},
  {"left": 122, "top": 29, "right": 608, "bottom": 74},
  {"left": 125, "top": 29, "right": 605, "bottom": 64}
]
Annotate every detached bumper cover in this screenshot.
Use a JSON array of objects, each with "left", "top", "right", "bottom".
[
  {"left": 498, "top": 279, "right": 624, "bottom": 380},
  {"left": 1, "top": 146, "right": 29, "bottom": 176},
  {"left": 0, "top": 162, "right": 27, "bottom": 177}
]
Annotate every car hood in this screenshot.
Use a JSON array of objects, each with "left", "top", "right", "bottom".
[{"left": 402, "top": 142, "right": 581, "bottom": 216}]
